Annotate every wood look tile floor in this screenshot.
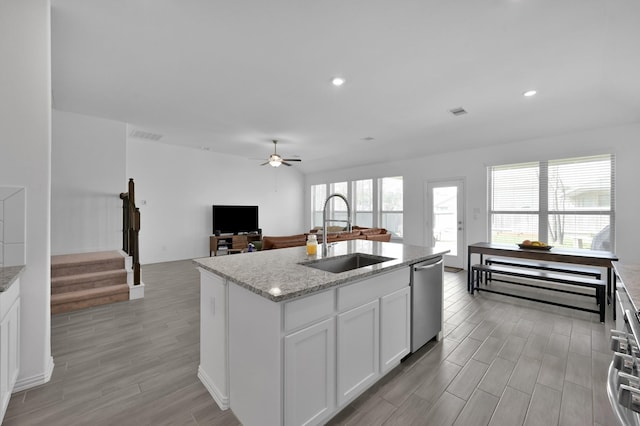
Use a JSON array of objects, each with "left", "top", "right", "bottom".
[{"left": 5, "top": 260, "right": 616, "bottom": 425}]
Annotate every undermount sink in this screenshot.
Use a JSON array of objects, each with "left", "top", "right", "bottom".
[{"left": 300, "top": 253, "right": 396, "bottom": 274}]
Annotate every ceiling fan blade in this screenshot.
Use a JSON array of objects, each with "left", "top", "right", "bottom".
[{"left": 258, "top": 140, "right": 301, "bottom": 167}]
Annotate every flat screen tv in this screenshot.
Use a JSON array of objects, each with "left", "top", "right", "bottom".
[{"left": 212, "top": 205, "right": 259, "bottom": 235}]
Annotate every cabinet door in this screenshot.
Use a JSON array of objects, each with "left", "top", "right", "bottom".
[
  {"left": 231, "top": 235, "right": 248, "bottom": 250},
  {"left": 0, "top": 296, "right": 19, "bottom": 421},
  {"left": 284, "top": 317, "right": 336, "bottom": 426},
  {"left": 337, "top": 299, "right": 379, "bottom": 406},
  {"left": 198, "top": 271, "right": 229, "bottom": 409},
  {"left": 380, "top": 287, "right": 410, "bottom": 373},
  {"left": 7, "top": 300, "right": 19, "bottom": 391}
]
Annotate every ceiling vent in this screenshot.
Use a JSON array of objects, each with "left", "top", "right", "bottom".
[
  {"left": 449, "top": 107, "right": 468, "bottom": 116},
  {"left": 129, "top": 130, "right": 163, "bottom": 141}
]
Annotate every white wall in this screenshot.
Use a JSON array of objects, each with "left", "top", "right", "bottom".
[
  {"left": 51, "top": 110, "right": 126, "bottom": 255},
  {"left": 50, "top": 110, "right": 306, "bottom": 264},
  {"left": 306, "top": 123, "right": 640, "bottom": 266},
  {"left": 127, "top": 139, "right": 305, "bottom": 264},
  {"left": 0, "top": 0, "right": 54, "bottom": 389}
]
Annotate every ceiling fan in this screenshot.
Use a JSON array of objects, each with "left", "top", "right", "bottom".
[{"left": 261, "top": 140, "right": 302, "bottom": 167}]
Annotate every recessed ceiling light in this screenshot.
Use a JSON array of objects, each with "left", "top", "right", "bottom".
[
  {"left": 332, "top": 77, "right": 345, "bottom": 86},
  {"left": 523, "top": 90, "right": 537, "bottom": 97}
]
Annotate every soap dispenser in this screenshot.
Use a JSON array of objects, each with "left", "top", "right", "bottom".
[{"left": 306, "top": 234, "right": 318, "bottom": 255}]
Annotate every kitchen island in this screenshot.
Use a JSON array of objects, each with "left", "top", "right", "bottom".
[{"left": 193, "top": 240, "right": 447, "bottom": 426}]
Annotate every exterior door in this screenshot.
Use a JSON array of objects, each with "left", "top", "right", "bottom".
[{"left": 425, "top": 179, "right": 465, "bottom": 269}]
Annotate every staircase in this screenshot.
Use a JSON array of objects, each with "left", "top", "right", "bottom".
[{"left": 51, "top": 251, "right": 130, "bottom": 314}]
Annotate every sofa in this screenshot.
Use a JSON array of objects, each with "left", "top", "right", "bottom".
[{"left": 261, "top": 226, "right": 392, "bottom": 250}]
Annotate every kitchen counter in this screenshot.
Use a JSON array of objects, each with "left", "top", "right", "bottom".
[
  {"left": 614, "top": 262, "right": 640, "bottom": 314},
  {"left": 194, "top": 240, "right": 448, "bottom": 425},
  {"left": 193, "top": 239, "right": 448, "bottom": 302},
  {"left": 0, "top": 265, "right": 25, "bottom": 292}
]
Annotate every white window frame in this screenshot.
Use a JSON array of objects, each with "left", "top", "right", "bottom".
[
  {"left": 488, "top": 154, "right": 615, "bottom": 251},
  {"left": 310, "top": 176, "right": 403, "bottom": 240}
]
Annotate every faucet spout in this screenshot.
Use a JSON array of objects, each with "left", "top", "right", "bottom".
[{"left": 322, "top": 193, "right": 352, "bottom": 256}]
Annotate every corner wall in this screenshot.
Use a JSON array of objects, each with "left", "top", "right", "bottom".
[
  {"left": 306, "top": 123, "right": 640, "bottom": 266},
  {"left": 0, "top": 0, "right": 54, "bottom": 389},
  {"left": 51, "top": 110, "right": 127, "bottom": 255}
]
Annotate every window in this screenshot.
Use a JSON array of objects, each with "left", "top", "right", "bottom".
[
  {"left": 379, "top": 176, "right": 403, "bottom": 238},
  {"left": 488, "top": 154, "right": 614, "bottom": 250},
  {"left": 310, "top": 184, "right": 326, "bottom": 228},
  {"left": 353, "top": 179, "right": 373, "bottom": 227},
  {"left": 310, "top": 176, "right": 403, "bottom": 239},
  {"left": 330, "top": 182, "right": 349, "bottom": 223}
]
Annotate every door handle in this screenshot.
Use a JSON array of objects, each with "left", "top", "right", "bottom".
[{"left": 414, "top": 259, "right": 444, "bottom": 271}]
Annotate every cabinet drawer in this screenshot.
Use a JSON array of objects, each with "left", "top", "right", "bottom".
[
  {"left": 338, "top": 268, "right": 409, "bottom": 312},
  {"left": 284, "top": 289, "right": 335, "bottom": 333}
]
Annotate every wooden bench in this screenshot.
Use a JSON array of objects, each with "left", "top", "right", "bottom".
[
  {"left": 485, "top": 257, "right": 602, "bottom": 279},
  {"left": 471, "top": 263, "right": 606, "bottom": 322}
]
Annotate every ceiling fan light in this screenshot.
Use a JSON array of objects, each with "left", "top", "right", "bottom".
[
  {"left": 332, "top": 77, "right": 345, "bottom": 86},
  {"left": 261, "top": 140, "right": 300, "bottom": 168},
  {"left": 269, "top": 156, "right": 282, "bottom": 167}
]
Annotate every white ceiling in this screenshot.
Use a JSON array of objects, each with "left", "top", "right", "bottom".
[{"left": 51, "top": 0, "right": 640, "bottom": 174}]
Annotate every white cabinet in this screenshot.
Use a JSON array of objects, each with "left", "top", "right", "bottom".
[
  {"left": 199, "top": 265, "right": 416, "bottom": 426},
  {"left": 380, "top": 286, "right": 410, "bottom": 373},
  {"left": 337, "top": 299, "right": 380, "bottom": 406},
  {"left": 197, "top": 269, "right": 229, "bottom": 409},
  {"left": 0, "top": 278, "right": 20, "bottom": 423},
  {"left": 284, "top": 317, "right": 336, "bottom": 426}
]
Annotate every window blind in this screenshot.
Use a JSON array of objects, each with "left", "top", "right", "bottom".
[{"left": 488, "top": 154, "right": 615, "bottom": 251}]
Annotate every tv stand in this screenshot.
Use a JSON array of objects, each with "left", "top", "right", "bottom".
[{"left": 210, "top": 233, "right": 262, "bottom": 256}]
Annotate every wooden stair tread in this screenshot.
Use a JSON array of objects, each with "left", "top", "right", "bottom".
[
  {"left": 51, "top": 250, "right": 123, "bottom": 266},
  {"left": 51, "top": 250, "right": 131, "bottom": 313},
  {"left": 51, "top": 284, "right": 130, "bottom": 305},
  {"left": 51, "top": 269, "right": 126, "bottom": 285},
  {"left": 51, "top": 251, "right": 125, "bottom": 278}
]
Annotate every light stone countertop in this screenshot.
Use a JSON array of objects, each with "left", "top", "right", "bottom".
[
  {"left": 614, "top": 262, "right": 640, "bottom": 314},
  {"left": 193, "top": 240, "right": 448, "bottom": 302},
  {"left": 0, "top": 265, "right": 25, "bottom": 292}
]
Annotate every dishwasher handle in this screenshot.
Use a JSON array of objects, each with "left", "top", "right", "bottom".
[{"left": 413, "top": 259, "right": 444, "bottom": 271}]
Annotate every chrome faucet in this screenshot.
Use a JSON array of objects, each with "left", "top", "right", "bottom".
[{"left": 322, "top": 193, "right": 352, "bottom": 256}]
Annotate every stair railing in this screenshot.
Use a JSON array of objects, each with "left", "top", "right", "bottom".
[{"left": 120, "top": 178, "right": 141, "bottom": 285}]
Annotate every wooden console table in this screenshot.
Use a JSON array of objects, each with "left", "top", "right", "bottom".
[{"left": 210, "top": 234, "right": 261, "bottom": 256}]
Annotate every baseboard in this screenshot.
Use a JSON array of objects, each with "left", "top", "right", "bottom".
[
  {"left": 14, "top": 355, "right": 55, "bottom": 393},
  {"left": 120, "top": 250, "right": 132, "bottom": 268},
  {"left": 198, "top": 366, "right": 229, "bottom": 410},
  {"left": 129, "top": 281, "right": 145, "bottom": 300},
  {"left": 122, "top": 253, "right": 145, "bottom": 300}
]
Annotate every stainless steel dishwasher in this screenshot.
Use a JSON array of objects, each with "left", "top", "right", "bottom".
[{"left": 410, "top": 256, "right": 444, "bottom": 353}]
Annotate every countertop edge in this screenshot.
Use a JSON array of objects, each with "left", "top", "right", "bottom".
[
  {"left": 613, "top": 262, "right": 640, "bottom": 314},
  {"left": 0, "top": 265, "right": 25, "bottom": 292},
  {"left": 193, "top": 251, "right": 444, "bottom": 303}
]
